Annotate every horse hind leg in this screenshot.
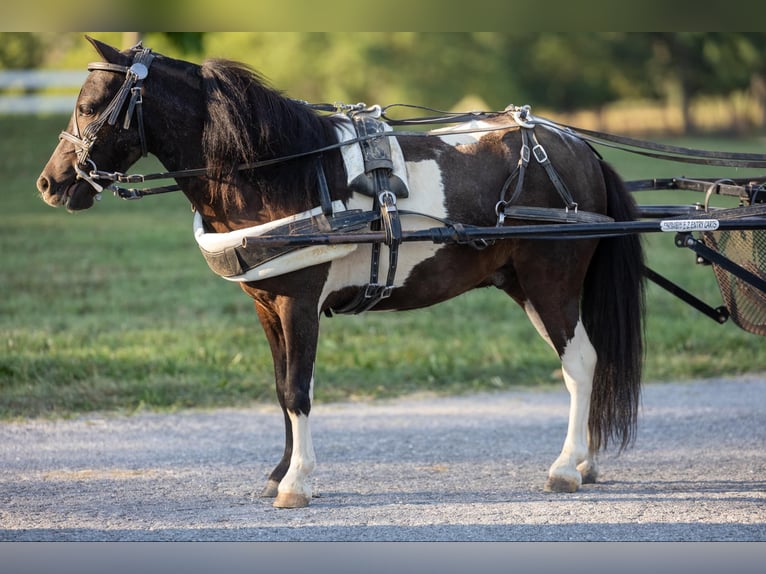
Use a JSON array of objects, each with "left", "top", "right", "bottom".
[
  {"left": 523, "top": 301, "right": 599, "bottom": 493},
  {"left": 546, "top": 317, "right": 599, "bottom": 492}
]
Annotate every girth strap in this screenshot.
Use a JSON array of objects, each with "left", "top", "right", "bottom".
[
  {"left": 327, "top": 183, "right": 403, "bottom": 316},
  {"left": 327, "top": 189, "right": 402, "bottom": 315}
]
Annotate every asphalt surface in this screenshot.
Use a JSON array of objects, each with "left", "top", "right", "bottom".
[{"left": 1, "top": 376, "right": 764, "bottom": 542}]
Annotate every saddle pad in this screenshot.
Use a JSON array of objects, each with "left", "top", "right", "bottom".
[{"left": 334, "top": 115, "right": 409, "bottom": 196}]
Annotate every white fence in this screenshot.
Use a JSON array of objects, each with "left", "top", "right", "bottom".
[{"left": 0, "top": 70, "right": 88, "bottom": 114}]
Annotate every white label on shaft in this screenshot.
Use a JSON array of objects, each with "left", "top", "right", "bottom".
[{"left": 660, "top": 219, "right": 720, "bottom": 232}]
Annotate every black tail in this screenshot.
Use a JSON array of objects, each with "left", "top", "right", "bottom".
[{"left": 582, "top": 160, "right": 646, "bottom": 452}]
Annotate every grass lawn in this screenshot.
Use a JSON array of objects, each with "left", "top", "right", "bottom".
[{"left": 2, "top": 114, "right": 766, "bottom": 418}]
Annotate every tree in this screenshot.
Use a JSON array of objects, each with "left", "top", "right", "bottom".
[
  {"left": 0, "top": 32, "right": 46, "bottom": 68},
  {"left": 497, "top": 33, "right": 656, "bottom": 113},
  {"left": 647, "top": 33, "right": 765, "bottom": 133}
]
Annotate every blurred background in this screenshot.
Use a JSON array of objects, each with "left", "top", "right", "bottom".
[{"left": 2, "top": 32, "right": 766, "bottom": 136}]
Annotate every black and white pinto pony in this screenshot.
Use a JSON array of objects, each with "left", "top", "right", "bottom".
[{"left": 37, "top": 38, "right": 645, "bottom": 508}]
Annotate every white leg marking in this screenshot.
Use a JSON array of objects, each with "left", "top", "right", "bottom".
[
  {"left": 275, "top": 401, "right": 316, "bottom": 507},
  {"left": 546, "top": 319, "right": 598, "bottom": 492},
  {"left": 525, "top": 305, "right": 599, "bottom": 489}
]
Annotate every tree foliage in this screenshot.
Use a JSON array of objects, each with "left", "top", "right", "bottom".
[{"left": 0, "top": 32, "right": 46, "bottom": 68}]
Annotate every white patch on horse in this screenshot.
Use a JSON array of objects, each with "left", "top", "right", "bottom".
[
  {"left": 431, "top": 119, "right": 497, "bottom": 146},
  {"left": 547, "top": 319, "right": 597, "bottom": 489},
  {"left": 278, "top": 408, "right": 316, "bottom": 501},
  {"left": 319, "top": 159, "right": 448, "bottom": 305},
  {"left": 309, "top": 372, "right": 315, "bottom": 402},
  {"left": 523, "top": 301, "right": 555, "bottom": 350}
]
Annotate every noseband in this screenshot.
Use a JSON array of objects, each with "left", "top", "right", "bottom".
[{"left": 58, "top": 46, "right": 155, "bottom": 193}]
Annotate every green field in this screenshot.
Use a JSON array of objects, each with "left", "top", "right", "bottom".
[{"left": 2, "top": 115, "right": 766, "bottom": 419}]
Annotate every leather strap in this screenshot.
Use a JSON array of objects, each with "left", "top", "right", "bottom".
[
  {"left": 328, "top": 185, "right": 402, "bottom": 315},
  {"left": 496, "top": 125, "right": 579, "bottom": 226}
]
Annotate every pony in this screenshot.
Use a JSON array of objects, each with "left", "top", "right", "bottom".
[{"left": 37, "top": 37, "right": 645, "bottom": 508}]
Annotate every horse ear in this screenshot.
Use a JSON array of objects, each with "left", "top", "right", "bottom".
[{"left": 85, "top": 35, "right": 127, "bottom": 64}]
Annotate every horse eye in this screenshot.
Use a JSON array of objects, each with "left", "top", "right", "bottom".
[{"left": 78, "top": 104, "right": 95, "bottom": 117}]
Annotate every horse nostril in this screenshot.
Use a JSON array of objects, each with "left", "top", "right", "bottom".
[{"left": 37, "top": 175, "right": 50, "bottom": 193}]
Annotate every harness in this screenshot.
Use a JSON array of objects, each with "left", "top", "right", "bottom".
[
  {"left": 327, "top": 107, "right": 407, "bottom": 315},
  {"left": 494, "top": 106, "right": 613, "bottom": 228},
  {"left": 190, "top": 109, "right": 409, "bottom": 314}
]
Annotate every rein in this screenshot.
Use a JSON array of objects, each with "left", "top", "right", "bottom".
[{"left": 555, "top": 123, "right": 766, "bottom": 169}]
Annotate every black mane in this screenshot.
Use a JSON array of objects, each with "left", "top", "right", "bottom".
[{"left": 199, "top": 59, "right": 338, "bottom": 212}]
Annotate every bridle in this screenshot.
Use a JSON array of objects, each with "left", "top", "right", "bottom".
[{"left": 58, "top": 45, "right": 155, "bottom": 195}]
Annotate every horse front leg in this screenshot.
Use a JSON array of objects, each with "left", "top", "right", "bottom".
[
  {"left": 253, "top": 300, "right": 290, "bottom": 498},
  {"left": 260, "top": 409, "right": 292, "bottom": 499},
  {"left": 253, "top": 296, "right": 319, "bottom": 508},
  {"left": 273, "top": 319, "right": 318, "bottom": 509}
]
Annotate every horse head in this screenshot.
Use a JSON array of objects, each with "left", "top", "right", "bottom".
[
  {"left": 38, "top": 35, "right": 336, "bottom": 224},
  {"left": 37, "top": 37, "right": 161, "bottom": 211}
]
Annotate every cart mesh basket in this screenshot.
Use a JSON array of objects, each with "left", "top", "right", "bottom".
[{"left": 702, "top": 206, "right": 766, "bottom": 336}]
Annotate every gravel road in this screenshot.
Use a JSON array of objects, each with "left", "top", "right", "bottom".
[{"left": 1, "top": 376, "right": 764, "bottom": 542}]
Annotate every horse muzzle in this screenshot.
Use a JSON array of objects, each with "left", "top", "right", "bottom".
[{"left": 36, "top": 171, "right": 101, "bottom": 212}]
